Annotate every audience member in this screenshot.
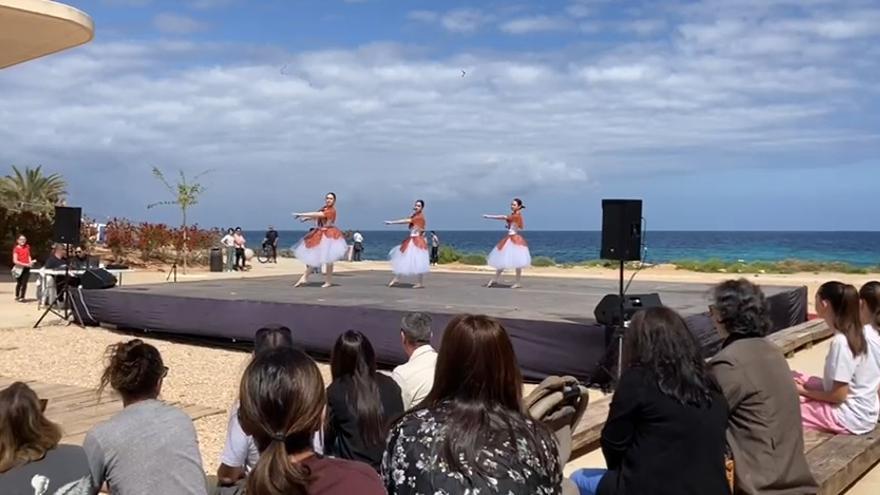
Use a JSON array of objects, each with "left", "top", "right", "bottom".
[
  {"left": 69, "top": 246, "right": 90, "bottom": 270},
  {"left": 709, "top": 279, "right": 817, "bottom": 494},
  {"left": 326, "top": 330, "right": 403, "bottom": 470},
  {"left": 0, "top": 382, "right": 95, "bottom": 495},
  {"left": 429, "top": 231, "right": 440, "bottom": 265},
  {"left": 860, "top": 281, "right": 880, "bottom": 406},
  {"left": 221, "top": 228, "right": 236, "bottom": 272},
  {"left": 391, "top": 312, "right": 438, "bottom": 410},
  {"left": 238, "top": 347, "right": 385, "bottom": 495},
  {"left": 83, "top": 339, "right": 207, "bottom": 495},
  {"left": 264, "top": 226, "right": 279, "bottom": 263},
  {"left": 571, "top": 307, "right": 729, "bottom": 495},
  {"left": 11, "top": 234, "right": 34, "bottom": 302},
  {"left": 233, "top": 228, "right": 247, "bottom": 270},
  {"left": 382, "top": 314, "right": 561, "bottom": 494},
  {"left": 217, "top": 326, "right": 296, "bottom": 488},
  {"left": 794, "top": 282, "right": 880, "bottom": 434}
]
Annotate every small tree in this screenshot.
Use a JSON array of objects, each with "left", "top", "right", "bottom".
[{"left": 147, "top": 166, "right": 209, "bottom": 274}]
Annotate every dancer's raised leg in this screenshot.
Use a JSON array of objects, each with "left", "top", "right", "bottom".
[{"left": 294, "top": 268, "right": 310, "bottom": 287}]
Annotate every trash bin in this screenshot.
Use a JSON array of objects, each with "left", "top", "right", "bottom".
[{"left": 210, "top": 248, "right": 223, "bottom": 272}]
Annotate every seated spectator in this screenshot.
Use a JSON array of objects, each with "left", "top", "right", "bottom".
[
  {"left": 571, "top": 307, "right": 729, "bottom": 495},
  {"left": 0, "top": 382, "right": 95, "bottom": 495},
  {"left": 794, "top": 282, "right": 880, "bottom": 434},
  {"left": 382, "top": 314, "right": 562, "bottom": 494},
  {"left": 391, "top": 312, "right": 438, "bottom": 410},
  {"left": 43, "top": 244, "right": 67, "bottom": 270},
  {"left": 709, "top": 279, "right": 817, "bottom": 494},
  {"left": 238, "top": 347, "right": 385, "bottom": 495},
  {"left": 69, "top": 247, "right": 90, "bottom": 270},
  {"left": 860, "top": 281, "right": 880, "bottom": 372},
  {"left": 83, "top": 339, "right": 207, "bottom": 494},
  {"left": 217, "top": 326, "right": 296, "bottom": 488},
  {"left": 326, "top": 330, "right": 403, "bottom": 470}
]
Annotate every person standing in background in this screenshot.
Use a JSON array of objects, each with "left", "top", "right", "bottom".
[
  {"left": 430, "top": 231, "right": 440, "bottom": 265},
  {"left": 233, "top": 228, "right": 247, "bottom": 271},
  {"left": 11, "top": 235, "right": 35, "bottom": 302},
  {"left": 264, "top": 225, "right": 279, "bottom": 263},
  {"left": 220, "top": 228, "right": 235, "bottom": 272},
  {"left": 352, "top": 230, "right": 364, "bottom": 262}
]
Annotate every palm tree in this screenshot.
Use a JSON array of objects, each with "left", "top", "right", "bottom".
[
  {"left": 147, "top": 166, "right": 209, "bottom": 274},
  {"left": 0, "top": 165, "right": 67, "bottom": 215}
]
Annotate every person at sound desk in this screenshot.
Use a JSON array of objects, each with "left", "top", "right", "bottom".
[{"left": 70, "top": 247, "right": 91, "bottom": 270}]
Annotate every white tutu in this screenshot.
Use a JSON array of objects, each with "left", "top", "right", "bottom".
[
  {"left": 293, "top": 230, "right": 348, "bottom": 267},
  {"left": 389, "top": 240, "right": 430, "bottom": 276},
  {"left": 487, "top": 236, "right": 531, "bottom": 270}
]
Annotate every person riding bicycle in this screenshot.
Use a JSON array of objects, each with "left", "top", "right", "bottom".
[{"left": 264, "top": 225, "right": 279, "bottom": 263}]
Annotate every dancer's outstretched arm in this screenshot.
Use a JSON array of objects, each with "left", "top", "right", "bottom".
[
  {"left": 384, "top": 218, "right": 411, "bottom": 225},
  {"left": 293, "top": 211, "right": 326, "bottom": 220},
  {"left": 483, "top": 214, "right": 507, "bottom": 220}
]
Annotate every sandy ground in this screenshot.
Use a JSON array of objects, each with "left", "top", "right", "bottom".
[{"left": 1, "top": 258, "right": 878, "bottom": 492}]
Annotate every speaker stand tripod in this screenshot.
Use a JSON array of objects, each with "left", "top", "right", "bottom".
[
  {"left": 166, "top": 261, "right": 178, "bottom": 283},
  {"left": 34, "top": 244, "right": 84, "bottom": 329}
]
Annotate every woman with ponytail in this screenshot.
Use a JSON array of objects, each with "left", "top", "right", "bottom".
[
  {"left": 860, "top": 281, "right": 880, "bottom": 404},
  {"left": 794, "top": 282, "right": 880, "bottom": 434},
  {"left": 83, "top": 339, "right": 206, "bottom": 494},
  {"left": 238, "top": 347, "right": 384, "bottom": 495}
]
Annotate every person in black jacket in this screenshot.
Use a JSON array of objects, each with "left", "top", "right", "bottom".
[
  {"left": 571, "top": 307, "right": 730, "bottom": 495},
  {"left": 325, "top": 330, "right": 403, "bottom": 470}
]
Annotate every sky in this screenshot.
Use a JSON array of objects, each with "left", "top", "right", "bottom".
[{"left": 1, "top": 0, "right": 878, "bottom": 231}]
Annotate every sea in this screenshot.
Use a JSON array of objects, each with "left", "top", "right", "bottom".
[{"left": 243, "top": 230, "right": 880, "bottom": 267}]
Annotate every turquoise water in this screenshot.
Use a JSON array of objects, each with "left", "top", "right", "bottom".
[{"left": 243, "top": 230, "right": 880, "bottom": 267}]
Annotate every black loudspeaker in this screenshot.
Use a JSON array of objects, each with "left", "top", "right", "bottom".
[
  {"left": 53, "top": 206, "right": 82, "bottom": 245},
  {"left": 80, "top": 268, "right": 117, "bottom": 290},
  {"left": 594, "top": 293, "right": 662, "bottom": 326},
  {"left": 600, "top": 199, "right": 642, "bottom": 261}
]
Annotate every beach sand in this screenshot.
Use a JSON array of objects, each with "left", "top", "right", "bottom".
[{"left": 1, "top": 258, "right": 878, "bottom": 492}]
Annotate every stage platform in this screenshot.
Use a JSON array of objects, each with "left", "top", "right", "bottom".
[{"left": 76, "top": 270, "right": 807, "bottom": 382}]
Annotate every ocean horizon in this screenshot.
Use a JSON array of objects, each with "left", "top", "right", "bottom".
[{"left": 241, "top": 230, "right": 880, "bottom": 267}]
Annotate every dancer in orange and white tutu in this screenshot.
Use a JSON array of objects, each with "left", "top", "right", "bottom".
[
  {"left": 483, "top": 198, "right": 531, "bottom": 288},
  {"left": 292, "top": 192, "right": 348, "bottom": 288},
  {"left": 385, "top": 199, "right": 430, "bottom": 288}
]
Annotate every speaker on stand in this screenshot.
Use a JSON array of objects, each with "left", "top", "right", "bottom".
[
  {"left": 594, "top": 199, "right": 644, "bottom": 388},
  {"left": 35, "top": 206, "right": 83, "bottom": 328}
]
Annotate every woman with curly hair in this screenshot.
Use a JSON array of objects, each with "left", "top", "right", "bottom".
[
  {"left": 571, "top": 307, "right": 729, "bottom": 495},
  {"left": 709, "top": 279, "right": 816, "bottom": 495},
  {"left": 83, "top": 339, "right": 206, "bottom": 494}
]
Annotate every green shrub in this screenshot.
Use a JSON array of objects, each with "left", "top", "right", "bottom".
[
  {"left": 670, "top": 258, "right": 873, "bottom": 274},
  {"left": 531, "top": 256, "right": 556, "bottom": 267},
  {"left": 437, "top": 245, "right": 462, "bottom": 264},
  {"left": 459, "top": 253, "right": 487, "bottom": 265}
]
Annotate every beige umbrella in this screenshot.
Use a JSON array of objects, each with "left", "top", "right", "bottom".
[{"left": 0, "top": 0, "right": 94, "bottom": 70}]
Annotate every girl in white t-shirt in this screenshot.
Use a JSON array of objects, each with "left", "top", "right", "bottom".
[
  {"left": 860, "top": 281, "right": 880, "bottom": 409},
  {"left": 794, "top": 281, "right": 878, "bottom": 434}
]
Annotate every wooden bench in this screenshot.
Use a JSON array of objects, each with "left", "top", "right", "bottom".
[
  {"left": 571, "top": 319, "right": 832, "bottom": 455},
  {"left": 0, "top": 376, "right": 223, "bottom": 444},
  {"left": 804, "top": 426, "right": 880, "bottom": 494}
]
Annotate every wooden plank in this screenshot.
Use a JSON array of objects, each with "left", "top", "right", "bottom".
[
  {"left": 0, "top": 376, "right": 224, "bottom": 447},
  {"left": 570, "top": 320, "right": 833, "bottom": 456},
  {"left": 806, "top": 425, "right": 880, "bottom": 495},
  {"left": 803, "top": 429, "right": 834, "bottom": 454}
]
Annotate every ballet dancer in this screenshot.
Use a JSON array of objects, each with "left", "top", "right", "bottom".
[
  {"left": 483, "top": 198, "right": 531, "bottom": 288},
  {"left": 385, "top": 199, "right": 430, "bottom": 288},
  {"left": 292, "top": 192, "right": 348, "bottom": 288}
]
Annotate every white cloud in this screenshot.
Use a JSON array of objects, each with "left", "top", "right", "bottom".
[
  {"left": 1, "top": 0, "right": 878, "bottom": 226},
  {"left": 500, "top": 16, "right": 573, "bottom": 34},
  {"left": 407, "top": 8, "right": 490, "bottom": 34},
  {"left": 153, "top": 13, "right": 207, "bottom": 34}
]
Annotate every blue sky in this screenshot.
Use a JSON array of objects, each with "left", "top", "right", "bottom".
[{"left": 1, "top": 0, "right": 878, "bottom": 230}]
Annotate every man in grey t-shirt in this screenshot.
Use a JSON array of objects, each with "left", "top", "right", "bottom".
[{"left": 83, "top": 399, "right": 206, "bottom": 495}]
